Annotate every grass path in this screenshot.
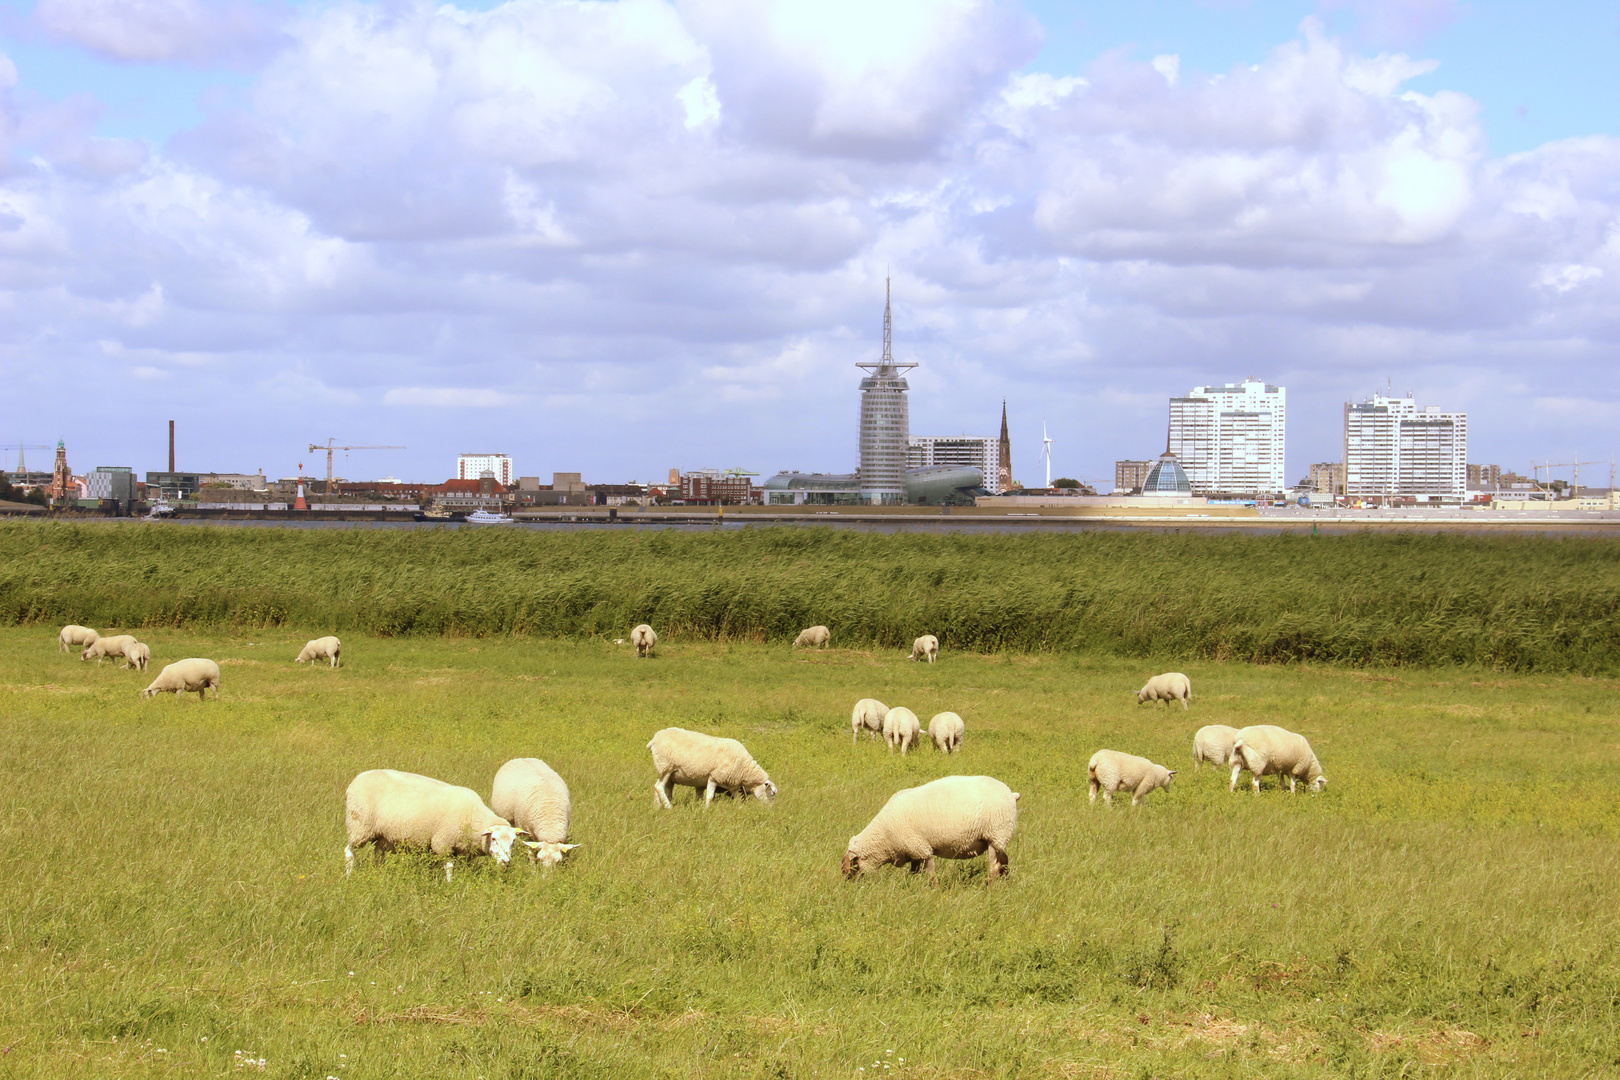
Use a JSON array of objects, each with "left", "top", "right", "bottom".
[{"left": 2, "top": 627, "right": 1618, "bottom": 1077}]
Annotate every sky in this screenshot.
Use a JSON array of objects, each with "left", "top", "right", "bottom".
[{"left": 0, "top": 0, "right": 1617, "bottom": 491}]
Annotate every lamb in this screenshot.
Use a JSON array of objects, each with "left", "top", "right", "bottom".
[
  {"left": 1088, "top": 749, "right": 1177, "bottom": 807},
  {"left": 1136, "top": 672, "right": 1191, "bottom": 710},
  {"left": 295, "top": 635, "right": 342, "bottom": 668},
  {"left": 490, "top": 757, "right": 578, "bottom": 867},
  {"left": 81, "top": 634, "right": 139, "bottom": 665},
  {"left": 344, "top": 768, "right": 523, "bottom": 877},
  {"left": 883, "top": 706, "right": 921, "bottom": 755},
  {"left": 851, "top": 698, "right": 889, "bottom": 743},
  {"left": 926, "top": 711, "right": 964, "bottom": 754},
  {"left": 1230, "top": 725, "right": 1326, "bottom": 794},
  {"left": 842, "top": 775, "right": 1018, "bottom": 883},
  {"left": 793, "top": 625, "right": 830, "bottom": 649},
  {"left": 140, "top": 658, "right": 221, "bottom": 701},
  {"left": 123, "top": 641, "right": 151, "bottom": 673},
  {"left": 648, "top": 727, "right": 777, "bottom": 808},
  {"left": 909, "top": 634, "right": 939, "bottom": 663},
  {"left": 630, "top": 624, "right": 657, "bottom": 658},
  {"left": 58, "top": 625, "right": 98, "bottom": 653},
  {"left": 1191, "top": 724, "right": 1240, "bottom": 769}
]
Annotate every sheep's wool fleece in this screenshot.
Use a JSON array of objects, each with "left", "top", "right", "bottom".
[
  {"left": 1193, "top": 725, "right": 1240, "bottom": 763},
  {"left": 1141, "top": 672, "right": 1190, "bottom": 700},
  {"left": 346, "top": 769, "right": 507, "bottom": 853},
  {"left": 850, "top": 776, "right": 1017, "bottom": 865},
  {"left": 648, "top": 728, "right": 769, "bottom": 790},
  {"left": 1234, "top": 725, "right": 1322, "bottom": 780},
  {"left": 146, "top": 658, "right": 220, "bottom": 693},
  {"left": 491, "top": 757, "right": 571, "bottom": 843},
  {"left": 1089, "top": 750, "right": 1171, "bottom": 792}
]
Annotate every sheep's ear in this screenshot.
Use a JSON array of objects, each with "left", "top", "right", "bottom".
[
  {"left": 514, "top": 829, "right": 532, "bottom": 838},
  {"left": 1167, "top": 770, "right": 1179, "bottom": 778},
  {"left": 560, "top": 843, "right": 580, "bottom": 851},
  {"left": 523, "top": 840, "right": 542, "bottom": 850}
]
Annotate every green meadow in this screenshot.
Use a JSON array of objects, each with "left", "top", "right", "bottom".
[{"left": 2, "top": 624, "right": 1618, "bottom": 1078}]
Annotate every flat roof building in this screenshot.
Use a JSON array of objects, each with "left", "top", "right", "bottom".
[
  {"left": 1168, "top": 379, "right": 1286, "bottom": 495},
  {"left": 1344, "top": 394, "right": 1467, "bottom": 499}
]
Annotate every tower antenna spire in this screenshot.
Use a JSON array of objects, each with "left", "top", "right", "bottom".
[{"left": 881, "top": 271, "right": 892, "bottom": 367}]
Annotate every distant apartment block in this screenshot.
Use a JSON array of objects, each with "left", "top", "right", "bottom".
[
  {"left": 909, "top": 436, "right": 1003, "bottom": 495},
  {"left": 1343, "top": 394, "right": 1467, "bottom": 498},
  {"left": 1468, "top": 463, "right": 1501, "bottom": 489},
  {"left": 1308, "top": 462, "right": 1344, "bottom": 496},
  {"left": 457, "top": 453, "right": 513, "bottom": 486},
  {"left": 1168, "top": 379, "right": 1286, "bottom": 494},
  {"left": 199, "top": 472, "right": 266, "bottom": 490},
  {"left": 84, "top": 466, "right": 136, "bottom": 504},
  {"left": 1114, "top": 459, "right": 1152, "bottom": 493}
]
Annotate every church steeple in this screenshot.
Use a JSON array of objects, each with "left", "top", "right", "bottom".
[{"left": 997, "top": 400, "right": 1012, "bottom": 493}]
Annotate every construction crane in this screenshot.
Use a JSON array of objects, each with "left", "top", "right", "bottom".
[
  {"left": 307, "top": 439, "right": 406, "bottom": 491},
  {"left": 1, "top": 444, "right": 49, "bottom": 474},
  {"left": 1531, "top": 457, "right": 1605, "bottom": 499}
]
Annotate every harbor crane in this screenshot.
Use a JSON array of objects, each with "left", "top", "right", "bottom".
[
  {"left": 1531, "top": 457, "right": 1606, "bottom": 498},
  {"left": 1, "top": 444, "right": 49, "bottom": 474},
  {"left": 307, "top": 439, "right": 406, "bottom": 491}
]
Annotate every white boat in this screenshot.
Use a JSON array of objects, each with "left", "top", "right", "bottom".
[
  {"left": 465, "top": 509, "right": 516, "bottom": 524},
  {"left": 145, "top": 499, "right": 176, "bottom": 519}
]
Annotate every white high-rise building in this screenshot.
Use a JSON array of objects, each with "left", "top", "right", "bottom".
[
  {"left": 1167, "top": 379, "right": 1286, "bottom": 494},
  {"left": 908, "top": 436, "right": 1003, "bottom": 494},
  {"left": 1343, "top": 394, "right": 1466, "bottom": 499},
  {"left": 457, "top": 453, "right": 513, "bottom": 486}
]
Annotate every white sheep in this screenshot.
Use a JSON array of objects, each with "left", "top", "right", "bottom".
[
  {"left": 630, "top": 624, "right": 657, "bottom": 658},
  {"left": 1192, "top": 724, "right": 1240, "bottom": 769},
  {"left": 1088, "top": 749, "right": 1177, "bottom": 807},
  {"left": 793, "top": 625, "right": 830, "bottom": 649},
  {"left": 883, "top": 706, "right": 921, "bottom": 755},
  {"left": 1230, "top": 725, "right": 1327, "bottom": 794},
  {"left": 842, "top": 775, "right": 1019, "bottom": 882},
  {"left": 123, "top": 641, "right": 151, "bottom": 672},
  {"left": 344, "top": 769, "right": 523, "bottom": 876},
  {"left": 295, "top": 635, "right": 342, "bottom": 668},
  {"left": 926, "top": 711, "right": 964, "bottom": 754},
  {"left": 58, "top": 625, "right": 99, "bottom": 653},
  {"left": 851, "top": 698, "right": 889, "bottom": 744},
  {"left": 491, "top": 757, "right": 578, "bottom": 867},
  {"left": 648, "top": 727, "right": 777, "bottom": 808},
  {"left": 140, "top": 658, "right": 221, "bottom": 701},
  {"left": 1136, "top": 672, "right": 1191, "bottom": 710},
  {"left": 909, "top": 634, "right": 939, "bottom": 663},
  {"left": 82, "top": 634, "right": 139, "bottom": 665}
]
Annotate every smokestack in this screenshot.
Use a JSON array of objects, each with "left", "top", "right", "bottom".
[{"left": 168, "top": 420, "right": 174, "bottom": 472}]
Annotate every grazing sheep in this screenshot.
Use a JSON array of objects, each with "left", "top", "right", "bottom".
[
  {"left": 491, "top": 757, "right": 578, "bottom": 868},
  {"left": 81, "top": 635, "right": 138, "bottom": 665},
  {"left": 851, "top": 698, "right": 889, "bottom": 744},
  {"left": 926, "top": 711, "right": 965, "bottom": 754},
  {"left": 1088, "top": 750, "right": 1177, "bottom": 807},
  {"left": 1192, "top": 724, "right": 1240, "bottom": 769},
  {"left": 1136, "top": 672, "right": 1191, "bottom": 710},
  {"left": 295, "top": 635, "right": 342, "bottom": 668},
  {"left": 1230, "top": 725, "right": 1326, "bottom": 794},
  {"left": 630, "top": 624, "right": 657, "bottom": 658},
  {"left": 883, "top": 706, "right": 921, "bottom": 755},
  {"left": 344, "top": 769, "right": 523, "bottom": 877},
  {"left": 140, "top": 658, "right": 221, "bottom": 701},
  {"left": 909, "top": 635, "right": 939, "bottom": 663},
  {"left": 58, "top": 625, "right": 98, "bottom": 653},
  {"left": 842, "top": 775, "right": 1019, "bottom": 883},
  {"left": 648, "top": 727, "right": 777, "bottom": 808},
  {"left": 123, "top": 641, "right": 151, "bottom": 673},
  {"left": 793, "top": 625, "right": 831, "bottom": 649}
]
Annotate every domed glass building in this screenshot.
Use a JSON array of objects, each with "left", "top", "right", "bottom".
[{"left": 1141, "top": 451, "right": 1192, "bottom": 495}]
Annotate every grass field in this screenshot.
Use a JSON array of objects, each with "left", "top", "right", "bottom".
[{"left": 2, "top": 626, "right": 1619, "bottom": 1078}]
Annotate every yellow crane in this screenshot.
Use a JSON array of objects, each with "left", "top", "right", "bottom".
[{"left": 307, "top": 440, "right": 406, "bottom": 492}]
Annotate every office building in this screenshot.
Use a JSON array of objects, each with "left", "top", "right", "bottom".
[
  {"left": 457, "top": 453, "right": 513, "bottom": 487},
  {"left": 84, "top": 467, "right": 136, "bottom": 505},
  {"left": 909, "top": 436, "right": 1003, "bottom": 495},
  {"left": 1343, "top": 394, "right": 1467, "bottom": 499},
  {"left": 1468, "top": 463, "right": 1501, "bottom": 489},
  {"left": 856, "top": 278, "right": 915, "bottom": 505},
  {"left": 1309, "top": 462, "right": 1345, "bottom": 496},
  {"left": 1167, "top": 379, "right": 1287, "bottom": 494},
  {"left": 1115, "top": 460, "right": 1152, "bottom": 493}
]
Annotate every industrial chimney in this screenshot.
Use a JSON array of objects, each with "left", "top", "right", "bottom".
[{"left": 168, "top": 420, "right": 175, "bottom": 472}]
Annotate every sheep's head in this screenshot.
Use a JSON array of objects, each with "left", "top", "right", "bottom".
[
  {"left": 751, "top": 780, "right": 778, "bottom": 803},
  {"left": 140, "top": 685, "right": 159, "bottom": 699},
  {"left": 1163, "top": 769, "right": 1178, "bottom": 789},
  {"left": 1134, "top": 689, "right": 1147, "bottom": 704},
  {"left": 525, "top": 841, "right": 580, "bottom": 868},
  {"left": 483, "top": 824, "right": 521, "bottom": 865},
  {"left": 1310, "top": 775, "right": 1327, "bottom": 792},
  {"left": 840, "top": 849, "right": 861, "bottom": 879}
]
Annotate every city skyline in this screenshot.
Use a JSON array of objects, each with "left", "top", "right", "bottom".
[{"left": 0, "top": 1, "right": 1617, "bottom": 488}]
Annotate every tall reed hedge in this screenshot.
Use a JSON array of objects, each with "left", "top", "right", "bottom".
[{"left": 3, "top": 520, "right": 1618, "bottom": 671}]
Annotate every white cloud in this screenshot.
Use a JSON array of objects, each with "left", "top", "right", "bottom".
[
  {"left": 383, "top": 388, "right": 524, "bottom": 408},
  {"left": 35, "top": 0, "right": 284, "bottom": 66}
]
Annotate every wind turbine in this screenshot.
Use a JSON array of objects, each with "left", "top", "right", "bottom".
[{"left": 1041, "top": 418, "right": 1053, "bottom": 488}]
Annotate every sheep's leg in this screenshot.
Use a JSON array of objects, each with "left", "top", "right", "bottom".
[
  {"left": 988, "top": 847, "right": 1007, "bottom": 880},
  {"left": 703, "top": 779, "right": 717, "bottom": 808},
  {"left": 1229, "top": 763, "right": 1242, "bottom": 792},
  {"left": 652, "top": 779, "right": 671, "bottom": 810},
  {"left": 1102, "top": 788, "right": 1114, "bottom": 807},
  {"left": 924, "top": 856, "right": 937, "bottom": 884},
  {"left": 1180, "top": 697, "right": 1188, "bottom": 711},
  {"left": 344, "top": 846, "right": 355, "bottom": 877},
  {"left": 1088, "top": 776, "right": 1099, "bottom": 804}
]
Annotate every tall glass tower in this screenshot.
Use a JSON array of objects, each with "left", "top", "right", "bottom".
[{"left": 857, "top": 277, "right": 916, "bottom": 505}]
